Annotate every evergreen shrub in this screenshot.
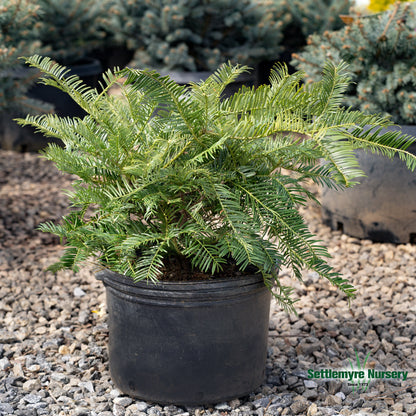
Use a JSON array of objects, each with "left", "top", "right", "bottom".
[
  {"left": 37, "top": 0, "right": 113, "bottom": 65},
  {"left": 0, "top": 0, "right": 47, "bottom": 114},
  {"left": 17, "top": 55, "right": 416, "bottom": 310},
  {"left": 292, "top": 2, "right": 416, "bottom": 124},
  {"left": 108, "top": 0, "right": 284, "bottom": 72}
]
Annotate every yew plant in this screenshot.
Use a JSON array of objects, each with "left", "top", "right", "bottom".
[{"left": 18, "top": 55, "right": 416, "bottom": 311}]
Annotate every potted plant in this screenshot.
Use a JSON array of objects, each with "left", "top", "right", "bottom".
[
  {"left": 0, "top": 0, "right": 52, "bottom": 151},
  {"left": 28, "top": 0, "right": 114, "bottom": 117},
  {"left": 292, "top": 1, "right": 416, "bottom": 243},
  {"left": 109, "top": 0, "right": 284, "bottom": 93},
  {"left": 256, "top": 0, "right": 353, "bottom": 82},
  {"left": 17, "top": 55, "right": 416, "bottom": 404}
]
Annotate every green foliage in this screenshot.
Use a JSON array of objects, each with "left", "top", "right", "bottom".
[
  {"left": 18, "top": 55, "right": 416, "bottom": 311},
  {"left": 266, "top": 0, "right": 353, "bottom": 55},
  {"left": 36, "top": 0, "right": 113, "bottom": 64},
  {"left": 0, "top": 0, "right": 48, "bottom": 114},
  {"left": 292, "top": 2, "right": 416, "bottom": 124},
  {"left": 108, "top": 0, "right": 284, "bottom": 72}
]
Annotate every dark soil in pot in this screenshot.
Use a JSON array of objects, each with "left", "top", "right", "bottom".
[
  {"left": 96, "top": 268, "right": 271, "bottom": 406},
  {"left": 157, "top": 254, "right": 261, "bottom": 282}
]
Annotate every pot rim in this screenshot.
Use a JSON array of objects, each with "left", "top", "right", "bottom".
[{"left": 96, "top": 268, "right": 268, "bottom": 306}]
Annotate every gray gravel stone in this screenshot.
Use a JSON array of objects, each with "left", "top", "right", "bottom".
[
  {"left": 73, "top": 287, "right": 86, "bottom": 297},
  {"left": 1, "top": 150, "right": 416, "bottom": 416},
  {"left": 22, "top": 379, "right": 42, "bottom": 391},
  {"left": 114, "top": 397, "right": 134, "bottom": 407},
  {"left": 0, "top": 403, "right": 14, "bottom": 414},
  {"left": 215, "top": 403, "right": 231, "bottom": 411},
  {"left": 134, "top": 402, "right": 149, "bottom": 412},
  {"left": 290, "top": 397, "right": 309, "bottom": 414},
  {"left": 23, "top": 394, "right": 42, "bottom": 404},
  {"left": 304, "top": 380, "right": 318, "bottom": 388},
  {"left": 0, "top": 358, "right": 11, "bottom": 371}
]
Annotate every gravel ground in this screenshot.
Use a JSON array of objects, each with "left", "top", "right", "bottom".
[{"left": 0, "top": 149, "right": 415, "bottom": 416}]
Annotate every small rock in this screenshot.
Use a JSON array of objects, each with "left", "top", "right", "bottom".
[
  {"left": 307, "top": 403, "right": 318, "bottom": 416},
  {"left": 109, "top": 389, "right": 121, "bottom": 398},
  {"left": 253, "top": 397, "right": 271, "bottom": 408},
  {"left": 51, "top": 372, "right": 69, "bottom": 384},
  {"left": 73, "top": 287, "right": 86, "bottom": 297},
  {"left": 113, "top": 404, "right": 126, "bottom": 416},
  {"left": 303, "top": 389, "right": 318, "bottom": 400},
  {"left": 266, "top": 404, "right": 282, "bottom": 416},
  {"left": 113, "top": 397, "right": 133, "bottom": 407},
  {"left": 290, "top": 397, "right": 309, "bottom": 415},
  {"left": 12, "top": 363, "right": 25, "bottom": 378},
  {"left": 304, "top": 380, "right": 318, "bottom": 388},
  {"left": 134, "top": 402, "right": 149, "bottom": 412},
  {"left": 286, "top": 376, "right": 299, "bottom": 386},
  {"left": 229, "top": 398, "right": 241, "bottom": 409},
  {"left": 0, "top": 357, "right": 11, "bottom": 370},
  {"left": 326, "top": 380, "right": 342, "bottom": 395},
  {"left": 58, "top": 345, "right": 70, "bottom": 355},
  {"left": 27, "top": 364, "right": 41, "bottom": 372},
  {"left": 392, "top": 403, "right": 404, "bottom": 412},
  {"left": 215, "top": 402, "right": 231, "bottom": 411},
  {"left": 72, "top": 407, "right": 90, "bottom": 416},
  {"left": 335, "top": 391, "right": 346, "bottom": 401},
  {"left": 23, "top": 394, "right": 42, "bottom": 404},
  {"left": 35, "top": 326, "right": 47, "bottom": 335},
  {"left": 404, "top": 403, "right": 416, "bottom": 414},
  {"left": 0, "top": 402, "right": 14, "bottom": 413},
  {"left": 79, "top": 381, "right": 94, "bottom": 393},
  {"left": 352, "top": 398, "right": 365, "bottom": 408},
  {"left": 23, "top": 379, "right": 42, "bottom": 391},
  {"left": 325, "top": 395, "right": 342, "bottom": 406},
  {"left": 303, "top": 313, "right": 317, "bottom": 325},
  {"left": 148, "top": 406, "right": 162, "bottom": 415},
  {"left": 78, "top": 310, "right": 90, "bottom": 324}
]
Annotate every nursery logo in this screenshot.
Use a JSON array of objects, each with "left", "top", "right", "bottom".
[{"left": 307, "top": 350, "right": 409, "bottom": 392}]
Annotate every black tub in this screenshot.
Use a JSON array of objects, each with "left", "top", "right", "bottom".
[{"left": 96, "top": 269, "right": 271, "bottom": 405}]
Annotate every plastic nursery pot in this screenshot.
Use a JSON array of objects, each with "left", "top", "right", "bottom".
[
  {"left": 96, "top": 269, "right": 271, "bottom": 406},
  {"left": 160, "top": 69, "right": 258, "bottom": 99},
  {"left": 0, "top": 111, "right": 61, "bottom": 152},
  {"left": 27, "top": 57, "right": 102, "bottom": 118},
  {"left": 321, "top": 125, "right": 416, "bottom": 243}
]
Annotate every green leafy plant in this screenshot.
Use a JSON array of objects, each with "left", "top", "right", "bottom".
[
  {"left": 0, "top": 0, "right": 48, "bottom": 114},
  {"left": 270, "top": 0, "right": 353, "bottom": 53},
  {"left": 292, "top": 2, "right": 416, "bottom": 124},
  {"left": 36, "top": 0, "right": 113, "bottom": 65},
  {"left": 17, "top": 55, "right": 416, "bottom": 311},
  {"left": 109, "top": 0, "right": 284, "bottom": 72}
]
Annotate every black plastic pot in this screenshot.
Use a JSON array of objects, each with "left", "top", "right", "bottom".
[
  {"left": 27, "top": 57, "right": 102, "bottom": 118},
  {"left": 0, "top": 111, "right": 61, "bottom": 152},
  {"left": 321, "top": 125, "right": 416, "bottom": 243},
  {"left": 91, "top": 44, "right": 135, "bottom": 72},
  {"left": 161, "top": 69, "right": 257, "bottom": 99},
  {"left": 96, "top": 269, "right": 271, "bottom": 405}
]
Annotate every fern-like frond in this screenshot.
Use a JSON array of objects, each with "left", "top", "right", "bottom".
[
  {"left": 19, "top": 56, "right": 416, "bottom": 311},
  {"left": 23, "top": 55, "right": 99, "bottom": 114}
]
